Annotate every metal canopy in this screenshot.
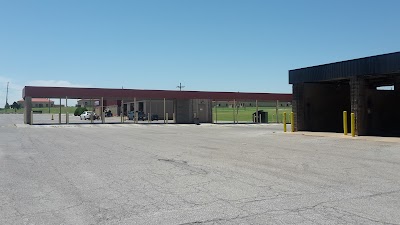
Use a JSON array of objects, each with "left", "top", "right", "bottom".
[
  {"left": 289, "top": 52, "right": 400, "bottom": 84},
  {"left": 22, "top": 86, "right": 292, "bottom": 101}
]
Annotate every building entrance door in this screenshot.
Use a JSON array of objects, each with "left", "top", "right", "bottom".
[{"left": 198, "top": 104, "right": 207, "bottom": 122}]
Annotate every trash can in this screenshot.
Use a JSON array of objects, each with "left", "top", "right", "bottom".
[
  {"left": 127, "top": 111, "right": 134, "bottom": 120},
  {"left": 253, "top": 110, "right": 268, "bottom": 123}
]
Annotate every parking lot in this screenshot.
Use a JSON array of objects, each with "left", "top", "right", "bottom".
[
  {"left": 1, "top": 114, "right": 400, "bottom": 224},
  {"left": 29, "top": 113, "right": 168, "bottom": 125}
]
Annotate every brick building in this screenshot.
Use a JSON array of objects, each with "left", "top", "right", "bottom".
[{"left": 18, "top": 98, "right": 54, "bottom": 108}]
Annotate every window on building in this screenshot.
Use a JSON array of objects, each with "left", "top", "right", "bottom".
[{"left": 376, "top": 85, "right": 394, "bottom": 91}]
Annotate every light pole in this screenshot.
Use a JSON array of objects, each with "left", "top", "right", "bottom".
[
  {"left": 5, "top": 82, "right": 9, "bottom": 112},
  {"left": 176, "top": 82, "right": 185, "bottom": 91}
]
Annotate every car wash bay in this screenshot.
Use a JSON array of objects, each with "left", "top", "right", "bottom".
[{"left": 290, "top": 52, "right": 400, "bottom": 136}]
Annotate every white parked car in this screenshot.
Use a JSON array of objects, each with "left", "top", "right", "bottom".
[{"left": 80, "top": 111, "right": 98, "bottom": 120}]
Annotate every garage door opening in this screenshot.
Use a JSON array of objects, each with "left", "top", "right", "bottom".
[
  {"left": 365, "top": 79, "right": 400, "bottom": 136},
  {"left": 302, "top": 82, "right": 351, "bottom": 132}
]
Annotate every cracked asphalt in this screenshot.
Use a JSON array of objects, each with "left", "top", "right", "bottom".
[{"left": 1, "top": 114, "right": 400, "bottom": 224}]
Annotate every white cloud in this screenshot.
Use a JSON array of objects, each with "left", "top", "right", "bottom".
[{"left": 0, "top": 76, "right": 91, "bottom": 108}]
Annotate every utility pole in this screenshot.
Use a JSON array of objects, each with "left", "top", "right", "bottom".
[
  {"left": 6, "top": 82, "right": 9, "bottom": 106},
  {"left": 176, "top": 82, "right": 185, "bottom": 91}
]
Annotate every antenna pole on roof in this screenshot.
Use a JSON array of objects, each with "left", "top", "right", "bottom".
[
  {"left": 6, "top": 82, "right": 9, "bottom": 106},
  {"left": 176, "top": 82, "right": 185, "bottom": 91}
]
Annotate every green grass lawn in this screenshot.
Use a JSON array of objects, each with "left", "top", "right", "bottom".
[
  {"left": 213, "top": 106, "right": 293, "bottom": 123},
  {"left": 0, "top": 107, "right": 78, "bottom": 114}
]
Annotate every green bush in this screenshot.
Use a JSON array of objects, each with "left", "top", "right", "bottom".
[{"left": 74, "top": 107, "right": 88, "bottom": 116}]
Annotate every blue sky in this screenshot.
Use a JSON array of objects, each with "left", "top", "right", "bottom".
[{"left": 1, "top": 0, "right": 400, "bottom": 105}]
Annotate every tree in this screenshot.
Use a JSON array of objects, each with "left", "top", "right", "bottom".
[
  {"left": 4, "top": 103, "right": 10, "bottom": 109},
  {"left": 74, "top": 107, "right": 88, "bottom": 116},
  {"left": 11, "top": 101, "right": 20, "bottom": 113}
]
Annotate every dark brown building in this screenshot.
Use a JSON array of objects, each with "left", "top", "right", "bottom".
[{"left": 290, "top": 52, "right": 400, "bottom": 136}]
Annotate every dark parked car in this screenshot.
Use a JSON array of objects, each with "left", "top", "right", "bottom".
[
  {"left": 151, "top": 114, "right": 159, "bottom": 121},
  {"left": 128, "top": 111, "right": 147, "bottom": 121},
  {"left": 104, "top": 110, "right": 113, "bottom": 117},
  {"left": 128, "top": 111, "right": 158, "bottom": 121}
]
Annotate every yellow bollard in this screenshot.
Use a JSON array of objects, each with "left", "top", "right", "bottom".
[
  {"left": 283, "top": 112, "right": 287, "bottom": 132},
  {"left": 291, "top": 112, "right": 294, "bottom": 132},
  {"left": 343, "top": 111, "right": 348, "bottom": 135},
  {"left": 351, "top": 113, "right": 355, "bottom": 137}
]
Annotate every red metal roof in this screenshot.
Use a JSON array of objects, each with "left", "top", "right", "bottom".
[
  {"left": 23, "top": 86, "right": 292, "bottom": 101},
  {"left": 18, "top": 98, "right": 54, "bottom": 103}
]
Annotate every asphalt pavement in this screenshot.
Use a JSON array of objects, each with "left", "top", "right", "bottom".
[{"left": 1, "top": 114, "right": 400, "bottom": 224}]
